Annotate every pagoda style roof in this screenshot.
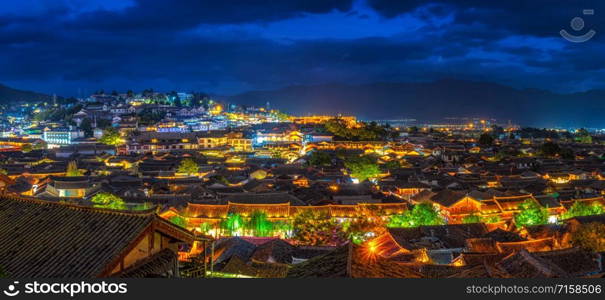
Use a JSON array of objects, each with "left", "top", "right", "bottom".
[
  {"left": 115, "top": 248, "right": 178, "bottom": 278},
  {"left": 181, "top": 202, "right": 408, "bottom": 220},
  {"left": 287, "top": 244, "right": 423, "bottom": 278},
  {"left": 567, "top": 213, "right": 605, "bottom": 225},
  {"left": 496, "top": 249, "right": 569, "bottom": 278},
  {"left": 218, "top": 192, "right": 305, "bottom": 206},
  {"left": 220, "top": 255, "right": 289, "bottom": 278},
  {"left": 386, "top": 223, "right": 489, "bottom": 250},
  {"left": 534, "top": 248, "right": 601, "bottom": 277},
  {"left": 49, "top": 176, "right": 91, "bottom": 189},
  {"left": 491, "top": 194, "right": 537, "bottom": 212},
  {"left": 250, "top": 239, "right": 296, "bottom": 264},
  {"left": 0, "top": 196, "right": 194, "bottom": 278}
]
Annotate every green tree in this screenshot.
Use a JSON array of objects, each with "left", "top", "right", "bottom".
[
  {"left": 292, "top": 210, "right": 345, "bottom": 246},
  {"left": 66, "top": 161, "right": 83, "bottom": 176},
  {"left": 491, "top": 125, "right": 504, "bottom": 137},
  {"left": 306, "top": 151, "right": 332, "bottom": 167},
  {"left": 169, "top": 215, "right": 187, "bottom": 228},
  {"left": 33, "top": 141, "right": 47, "bottom": 150},
  {"left": 324, "top": 118, "right": 390, "bottom": 141},
  {"left": 387, "top": 203, "right": 445, "bottom": 228},
  {"left": 561, "top": 201, "right": 604, "bottom": 219},
  {"left": 483, "top": 215, "right": 501, "bottom": 224},
  {"left": 246, "top": 211, "right": 275, "bottom": 237},
  {"left": 177, "top": 158, "right": 199, "bottom": 175},
  {"left": 462, "top": 214, "right": 482, "bottom": 224},
  {"left": 273, "top": 220, "right": 293, "bottom": 236},
  {"left": 199, "top": 222, "right": 213, "bottom": 235},
  {"left": 478, "top": 133, "right": 494, "bottom": 146},
  {"left": 132, "top": 202, "right": 154, "bottom": 211},
  {"left": 514, "top": 199, "right": 548, "bottom": 227},
  {"left": 99, "top": 127, "right": 123, "bottom": 146},
  {"left": 560, "top": 148, "right": 575, "bottom": 160},
  {"left": 344, "top": 155, "right": 381, "bottom": 182},
  {"left": 539, "top": 142, "right": 562, "bottom": 157},
  {"left": 571, "top": 222, "right": 605, "bottom": 252},
  {"left": 220, "top": 213, "right": 245, "bottom": 236},
  {"left": 383, "top": 160, "right": 402, "bottom": 170},
  {"left": 138, "top": 108, "right": 166, "bottom": 125},
  {"left": 272, "top": 110, "right": 291, "bottom": 121},
  {"left": 21, "top": 144, "right": 32, "bottom": 153},
  {"left": 342, "top": 205, "right": 386, "bottom": 244},
  {"left": 91, "top": 193, "right": 127, "bottom": 210},
  {"left": 80, "top": 118, "right": 93, "bottom": 137},
  {"left": 575, "top": 128, "right": 593, "bottom": 144},
  {"left": 0, "top": 169, "right": 7, "bottom": 175}
]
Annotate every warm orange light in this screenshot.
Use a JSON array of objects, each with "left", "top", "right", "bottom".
[
  {"left": 362, "top": 240, "right": 380, "bottom": 262},
  {"left": 368, "top": 241, "right": 377, "bottom": 253}
]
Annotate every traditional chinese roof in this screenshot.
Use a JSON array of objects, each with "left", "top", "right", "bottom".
[
  {"left": 184, "top": 203, "right": 229, "bottom": 219},
  {"left": 0, "top": 196, "right": 194, "bottom": 278},
  {"left": 465, "top": 238, "right": 499, "bottom": 253},
  {"left": 497, "top": 249, "right": 569, "bottom": 278},
  {"left": 228, "top": 202, "right": 290, "bottom": 218},
  {"left": 181, "top": 202, "right": 408, "bottom": 220},
  {"left": 220, "top": 255, "right": 289, "bottom": 278},
  {"left": 210, "top": 237, "right": 257, "bottom": 266},
  {"left": 115, "top": 248, "right": 178, "bottom": 278},
  {"left": 251, "top": 239, "right": 295, "bottom": 264},
  {"left": 425, "top": 189, "right": 468, "bottom": 207},
  {"left": 560, "top": 197, "right": 605, "bottom": 209},
  {"left": 492, "top": 194, "right": 537, "bottom": 212},
  {"left": 49, "top": 176, "right": 92, "bottom": 189},
  {"left": 496, "top": 237, "right": 556, "bottom": 254},
  {"left": 286, "top": 244, "right": 423, "bottom": 278},
  {"left": 483, "top": 228, "right": 525, "bottom": 242},
  {"left": 445, "top": 263, "right": 510, "bottom": 278},
  {"left": 387, "top": 224, "right": 489, "bottom": 250},
  {"left": 567, "top": 213, "right": 605, "bottom": 225},
  {"left": 456, "top": 252, "right": 507, "bottom": 266},
  {"left": 534, "top": 248, "right": 602, "bottom": 276},
  {"left": 218, "top": 192, "right": 306, "bottom": 206}
]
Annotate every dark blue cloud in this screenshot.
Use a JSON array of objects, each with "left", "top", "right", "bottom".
[{"left": 0, "top": 0, "right": 603, "bottom": 98}]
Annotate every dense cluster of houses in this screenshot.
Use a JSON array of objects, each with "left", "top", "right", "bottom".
[
  {"left": 1, "top": 123, "right": 605, "bottom": 278},
  {"left": 2, "top": 91, "right": 605, "bottom": 278}
]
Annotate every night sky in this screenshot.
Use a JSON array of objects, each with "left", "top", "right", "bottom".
[{"left": 1, "top": 0, "right": 604, "bottom": 97}]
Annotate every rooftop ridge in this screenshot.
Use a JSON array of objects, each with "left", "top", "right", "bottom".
[
  {"left": 564, "top": 196, "right": 605, "bottom": 202},
  {"left": 227, "top": 201, "right": 290, "bottom": 206},
  {"left": 493, "top": 194, "right": 534, "bottom": 200},
  {"left": 0, "top": 195, "right": 157, "bottom": 217},
  {"left": 217, "top": 191, "right": 292, "bottom": 196}
]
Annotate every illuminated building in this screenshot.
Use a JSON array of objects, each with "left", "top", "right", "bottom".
[
  {"left": 42, "top": 127, "right": 84, "bottom": 146},
  {"left": 156, "top": 121, "right": 189, "bottom": 133},
  {"left": 35, "top": 176, "right": 101, "bottom": 198},
  {"left": 160, "top": 201, "right": 407, "bottom": 235},
  {"left": 290, "top": 115, "right": 357, "bottom": 126},
  {"left": 255, "top": 130, "right": 303, "bottom": 146},
  {"left": 127, "top": 132, "right": 199, "bottom": 154}
]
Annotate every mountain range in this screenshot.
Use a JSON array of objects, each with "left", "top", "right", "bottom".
[
  {"left": 220, "top": 79, "right": 605, "bottom": 128},
  {"left": 1, "top": 79, "right": 603, "bottom": 128},
  {"left": 0, "top": 83, "right": 54, "bottom": 104}
]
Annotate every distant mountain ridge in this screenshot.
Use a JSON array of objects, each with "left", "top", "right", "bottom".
[
  {"left": 0, "top": 83, "right": 53, "bottom": 104},
  {"left": 220, "top": 79, "right": 605, "bottom": 128}
]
